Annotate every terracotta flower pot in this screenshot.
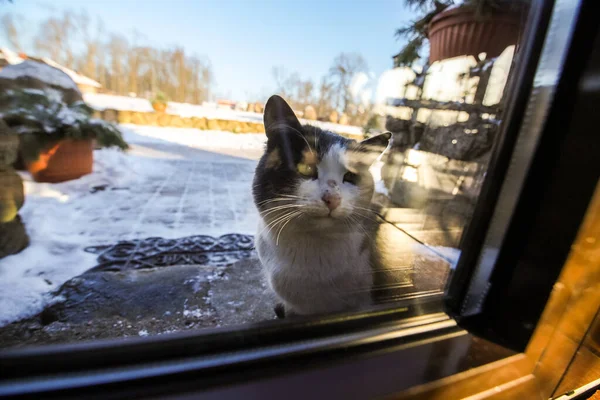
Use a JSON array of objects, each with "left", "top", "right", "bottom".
[
  {"left": 428, "top": 6, "right": 524, "bottom": 63},
  {"left": 26, "top": 139, "right": 93, "bottom": 183},
  {"left": 152, "top": 102, "right": 167, "bottom": 113}
]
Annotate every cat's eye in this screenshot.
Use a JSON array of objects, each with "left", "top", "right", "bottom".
[
  {"left": 297, "top": 163, "right": 317, "bottom": 178},
  {"left": 343, "top": 171, "right": 359, "bottom": 185}
]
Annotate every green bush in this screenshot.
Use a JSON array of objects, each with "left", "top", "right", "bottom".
[
  {"left": 151, "top": 91, "right": 170, "bottom": 104},
  {"left": 0, "top": 89, "right": 128, "bottom": 161}
]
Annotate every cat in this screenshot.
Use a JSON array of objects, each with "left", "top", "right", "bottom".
[{"left": 252, "top": 95, "right": 391, "bottom": 317}]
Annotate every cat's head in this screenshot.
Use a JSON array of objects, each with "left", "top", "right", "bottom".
[{"left": 253, "top": 95, "right": 390, "bottom": 234}]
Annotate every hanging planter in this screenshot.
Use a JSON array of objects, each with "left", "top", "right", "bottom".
[
  {"left": 393, "top": 0, "right": 529, "bottom": 67},
  {"left": 428, "top": 6, "right": 523, "bottom": 63}
]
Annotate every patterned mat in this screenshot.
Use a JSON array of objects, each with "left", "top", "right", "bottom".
[{"left": 84, "top": 234, "right": 255, "bottom": 272}]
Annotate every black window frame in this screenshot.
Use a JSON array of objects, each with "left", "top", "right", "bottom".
[
  {"left": 446, "top": 0, "right": 600, "bottom": 351},
  {"left": 1, "top": 0, "right": 599, "bottom": 397}
]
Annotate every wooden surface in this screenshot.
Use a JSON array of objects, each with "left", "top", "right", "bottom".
[
  {"left": 555, "top": 311, "right": 600, "bottom": 396},
  {"left": 394, "top": 183, "right": 600, "bottom": 399}
]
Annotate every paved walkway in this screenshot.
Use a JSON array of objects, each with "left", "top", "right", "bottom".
[
  {"left": 0, "top": 128, "right": 264, "bottom": 329},
  {"left": 1, "top": 128, "right": 462, "bottom": 347},
  {"left": 77, "top": 130, "right": 261, "bottom": 245}
]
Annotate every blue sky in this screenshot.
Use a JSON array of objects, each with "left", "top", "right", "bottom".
[{"left": 1, "top": 0, "right": 413, "bottom": 102}]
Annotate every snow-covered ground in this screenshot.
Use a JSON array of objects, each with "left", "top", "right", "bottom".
[
  {"left": 83, "top": 94, "right": 364, "bottom": 136},
  {"left": 122, "top": 124, "right": 267, "bottom": 152},
  {"left": 0, "top": 125, "right": 264, "bottom": 326},
  {"left": 0, "top": 124, "right": 459, "bottom": 328}
]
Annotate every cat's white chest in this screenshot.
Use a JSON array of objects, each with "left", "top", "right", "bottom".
[{"left": 256, "top": 221, "right": 373, "bottom": 315}]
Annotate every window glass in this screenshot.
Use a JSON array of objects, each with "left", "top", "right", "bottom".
[{"left": 0, "top": 0, "right": 530, "bottom": 348}]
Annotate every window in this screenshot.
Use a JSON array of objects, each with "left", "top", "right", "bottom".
[{"left": 0, "top": 0, "right": 598, "bottom": 398}]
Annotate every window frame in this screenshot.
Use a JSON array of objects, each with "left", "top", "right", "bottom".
[{"left": 446, "top": 0, "right": 600, "bottom": 351}]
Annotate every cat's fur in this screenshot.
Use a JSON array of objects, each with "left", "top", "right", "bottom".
[{"left": 252, "top": 95, "right": 390, "bottom": 317}]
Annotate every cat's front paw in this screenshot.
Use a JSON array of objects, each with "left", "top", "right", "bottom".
[{"left": 274, "top": 303, "right": 285, "bottom": 319}]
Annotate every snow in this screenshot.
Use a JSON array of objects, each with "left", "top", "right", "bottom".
[
  {"left": 121, "top": 124, "right": 267, "bottom": 151},
  {"left": 0, "top": 48, "right": 99, "bottom": 88},
  {"left": 0, "top": 146, "right": 177, "bottom": 326},
  {"left": 84, "top": 94, "right": 363, "bottom": 137},
  {"left": 0, "top": 126, "right": 262, "bottom": 326},
  {"left": 0, "top": 60, "right": 80, "bottom": 91},
  {"left": 83, "top": 93, "right": 155, "bottom": 113},
  {"left": 166, "top": 101, "right": 264, "bottom": 123},
  {"left": 413, "top": 244, "right": 461, "bottom": 270},
  {"left": 0, "top": 123, "right": 399, "bottom": 327},
  {"left": 55, "top": 104, "right": 88, "bottom": 126},
  {"left": 40, "top": 57, "right": 101, "bottom": 88},
  {"left": 0, "top": 47, "right": 24, "bottom": 66}
]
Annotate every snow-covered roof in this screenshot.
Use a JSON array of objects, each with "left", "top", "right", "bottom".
[
  {"left": 40, "top": 57, "right": 101, "bottom": 88},
  {"left": 0, "top": 48, "right": 101, "bottom": 89},
  {"left": 83, "top": 93, "right": 155, "bottom": 113},
  {"left": 0, "top": 60, "right": 80, "bottom": 91}
]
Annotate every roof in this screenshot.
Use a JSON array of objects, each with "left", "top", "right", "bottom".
[
  {"left": 0, "top": 59, "right": 80, "bottom": 91},
  {"left": 40, "top": 57, "right": 101, "bottom": 88},
  {"left": 0, "top": 48, "right": 101, "bottom": 88}
]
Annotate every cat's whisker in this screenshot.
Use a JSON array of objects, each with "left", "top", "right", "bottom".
[
  {"left": 265, "top": 206, "right": 302, "bottom": 221},
  {"left": 353, "top": 205, "right": 377, "bottom": 213},
  {"left": 260, "top": 207, "right": 302, "bottom": 217},
  {"left": 264, "top": 211, "right": 301, "bottom": 239},
  {"left": 275, "top": 194, "right": 305, "bottom": 199},
  {"left": 353, "top": 210, "right": 381, "bottom": 223},
  {"left": 342, "top": 216, "right": 355, "bottom": 233},
  {"left": 276, "top": 211, "right": 302, "bottom": 245},
  {"left": 259, "top": 210, "right": 299, "bottom": 237},
  {"left": 257, "top": 198, "right": 297, "bottom": 206},
  {"left": 257, "top": 194, "right": 306, "bottom": 206},
  {"left": 260, "top": 205, "right": 304, "bottom": 218},
  {"left": 347, "top": 214, "right": 374, "bottom": 242}
]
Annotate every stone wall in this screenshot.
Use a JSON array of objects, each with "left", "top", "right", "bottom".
[
  {"left": 95, "top": 109, "right": 363, "bottom": 141},
  {"left": 99, "top": 110, "right": 265, "bottom": 134}
]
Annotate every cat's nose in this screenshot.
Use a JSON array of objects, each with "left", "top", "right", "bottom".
[{"left": 322, "top": 193, "right": 341, "bottom": 211}]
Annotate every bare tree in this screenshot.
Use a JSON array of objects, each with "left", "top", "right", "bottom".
[
  {"left": 316, "top": 76, "right": 335, "bottom": 118},
  {"left": 107, "top": 34, "right": 128, "bottom": 94},
  {"left": 1, "top": 14, "right": 22, "bottom": 51},
  {"left": 328, "top": 53, "right": 368, "bottom": 113},
  {"left": 34, "top": 12, "right": 76, "bottom": 67},
  {"left": 76, "top": 12, "right": 102, "bottom": 82},
  {"left": 296, "top": 79, "right": 314, "bottom": 109},
  {"left": 10, "top": 12, "right": 213, "bottom": 104},
  {"left": 271, "top": 66, "right": 317, "bottom": 110},
  {"left": 272, "top": 66, "right": 297, "bottom": 100}
]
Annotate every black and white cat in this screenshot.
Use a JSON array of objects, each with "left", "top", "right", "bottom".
[{"left": 252, "top": 95, "right": 390, "bottom": 317}]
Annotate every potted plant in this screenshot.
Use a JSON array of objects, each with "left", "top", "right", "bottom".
[
  {"left": 394, "top": 0, "right": 529, "bottom": 66},
  {"left": 0, "top": 89, "right": 128, "bottom": 183},
  {"left": 151, "top": 92, "right": 169, "bottom": 113}
]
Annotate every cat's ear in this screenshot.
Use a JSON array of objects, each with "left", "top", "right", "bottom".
[
  {"left": 360, "top": 132, "right": 392, "bottom": 149},
  {"left": 263, "top": 95, "right": 303, "bottom": 140},
  {"left": 351, "top": 132, "right": 392, "bottom": 167}
]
